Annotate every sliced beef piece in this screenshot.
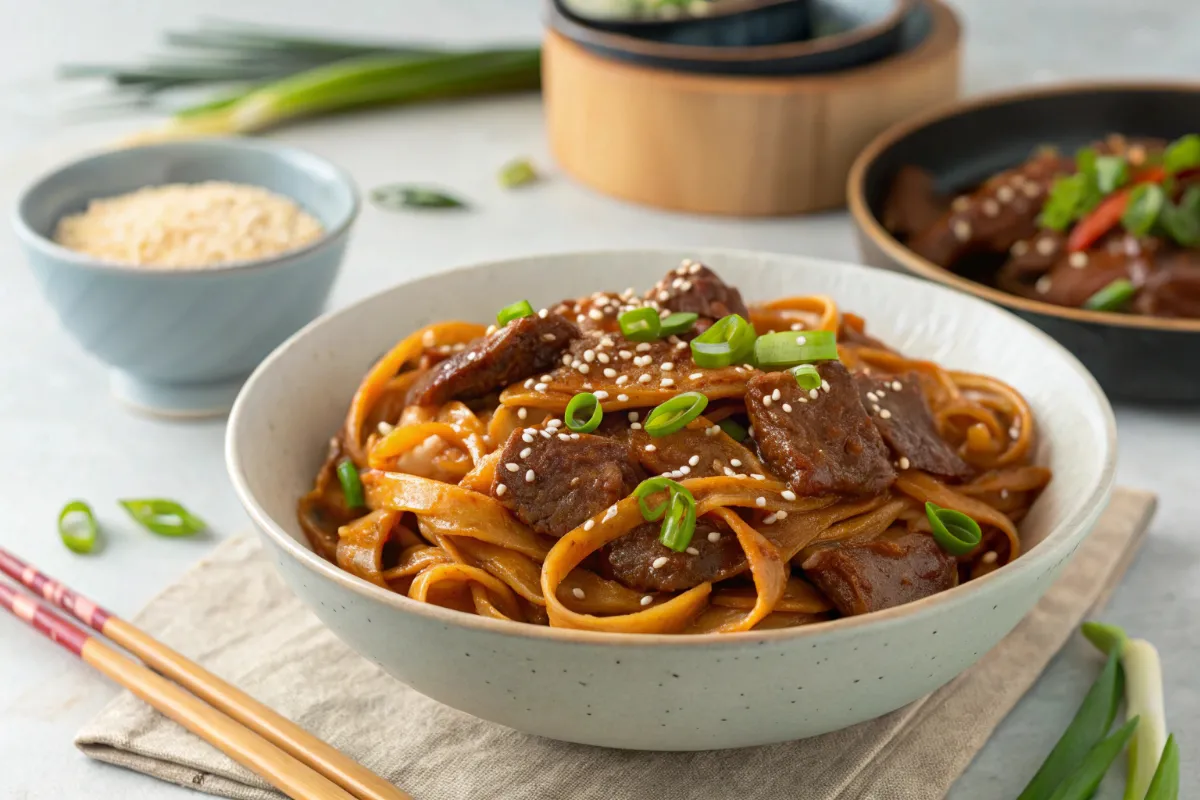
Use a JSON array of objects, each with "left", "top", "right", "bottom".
[
  {"left": 801, "top": 528, "right": 958, "bottom": 616},
  {"left": 407, "top": 314, "right": 579, "bottom": 406},
  {"left": 490, "top": 428, "right": 642, "bottom": 538},
  {"left": 746, "top": 364, "right": 895, "bottom": 497},
  {"left": 622, "top": 420, "right": 767, "bottom": 479},
  {"left": 1000, "top": 232, "right": 1159, "bottom": 309},
  {"left": 596, "top": 517, "right": 745, "bottom": 592},
  {"left": 551, "top": 291, "right": 630, "bottom": 333},
  {"left": 646, "top": 260, "right": 750, "bottom": 320},
  {"left": 1137, "top": 251, "right": 1200, "bottom": 317},
  {"left": 854, "top": 372, "right": 972, "bottom": 480},
  {"left": 882, "top": 166, "right": 948, "bottom": 239}
]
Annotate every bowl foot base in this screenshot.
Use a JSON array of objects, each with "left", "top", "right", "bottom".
[{"left": 110, "top": 370, "right": 247, "bottom": 419}]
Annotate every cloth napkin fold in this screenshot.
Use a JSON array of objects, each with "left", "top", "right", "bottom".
[{"left": 76, "top": 488, "right": 1156, "bottom": 800}]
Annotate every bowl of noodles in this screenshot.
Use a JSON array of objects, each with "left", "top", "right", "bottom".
[{"left": 226, "top": 249, "right": 1114, "bottom": 750}]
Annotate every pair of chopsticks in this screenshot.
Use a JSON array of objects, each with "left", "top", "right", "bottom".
[{"left": 0, "top": 546, "right": 411, "bottom": 800}]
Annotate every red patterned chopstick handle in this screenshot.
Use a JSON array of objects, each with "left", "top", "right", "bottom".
[
  {"left": 0, "top": 548, "right": 112, "bottom": 631},
  {"left": 0, "top": 581, "right": 91, "bottom": 657}
]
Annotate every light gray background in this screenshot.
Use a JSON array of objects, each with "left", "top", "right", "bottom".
[{"left": 0, "top": 1, "right": 1196, "bottom": 797}]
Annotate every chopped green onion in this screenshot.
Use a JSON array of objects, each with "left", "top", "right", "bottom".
[
  {"left": 370, "top": 185, "right": 467, "bottom": 210},
  {"left": 619, "top": 307, "right": 661, "bottom": 342},
  {"left": 498, "top": 158, "right": 538, "bottom": 189},
  {"left": 718, "top": 417, "right": 748, "bottom": 442},
  {"left": 634, "top": 477, "right": 676, "bottom": 521},
  {"left": 753, "top": 330, "right": 838, "bottom": 369},
  {"left": 1094, "top": 155, "right": 1129, "bottom": 194},
  {"left": 644, "top": 392, "right": 709, "bottom": 438},
  {"left": 1040, "top": 174, "right": 1090, "bottom": 231},
  {"left": 690, "top": 314, "right": 756, "bottom": 368},
  {"left": 1160, "top": 185, "right": 1200, "bottom": 247},
  {"left": 1045, "top": 717, "right": 1140, "bottom": 800},
  {"left": 1082, "top": 279, "right": 1136, "bottom": 312},
  {"left": 1163, "top": 133, "right": 1200, "bottom": 175},
  {"left": 337, "top": 461, "right": 366, "bottom": 509},
  {"left": 1122, "top": 183, "right": 1166, "bottom": 236},
  {"left": 1145, "top": 734, "right": 1179, "bottom": 800},
  {"left": 1075, "top": 146, "right": 1098, "bottom": 177},
  {"left": 58, "top": 500, "right": 99, "bottom": 554},
  {"left": 1080, "top": 621, "right": 1128, "bottom": 656},
  {"left": 658, "top": 490, "right": 697, "bottom": 553},
  {"left": 1017, "top": 648, "right": 1124, "bottom": 800},
  {"left": 564, "top": 392, "right": 603, "bottom": 433},
  {"left": 790, "top": 364, "right": 821, "bottom": 391},
  {"left": 119, "top": 499, "right": 207, "bottom": 537},
  {"left": 659, "top": 312, "right": 698, "bottom": 337},
  {"left": 924, "top": 502, "right": 982, "bottom": 556},
  {"left": 497, "top": 299, "right": 534, "bottom": 326}
]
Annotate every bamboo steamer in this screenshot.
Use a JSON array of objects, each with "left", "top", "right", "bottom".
[{"left": 543, "top": 0, "right": 961, "bottom": 216}]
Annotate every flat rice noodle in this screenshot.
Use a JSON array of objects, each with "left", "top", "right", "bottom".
[
  {"left": 368, "top": 401, "right": 487, "bottom": 470},
  {"left": 336, "top": 510, "right": 406, "bottom": 587},
  {"left": 409, "top": 563, "right": 523, "bottom": 621},
  {"left": 366, "top": 371, "right": 422, "bottom": 433},
  {"left": 362, "top": 470, "right": 551, "bottom": 561},
  {"left": 948, "top": 371, "right": 1035, "bottom": 468},
  {"left": 458, "top": 450, "right": 499, "bottom": 494},
  {"left": 557, "top": 569, "right": 664, "bottom": 615},
  {"left": 750, "top": 295, "right": 839, "bottom": 332},
  {"left": 712, "top": 575, "right": 832, "bottom": 614},
  {"left": 449, "top": 535, "right": 546, "bottom": 605},
  {"left": 383, "top": 544, "right": 452, "bottom": 580},
  {"left": 487, "top": 405, "right": 550, "bottom": 448},
  {"left": 685, "top": 606, "right": 827, "bottom": 633},
  {"left": 959, "top": 465, "right": 1052, "bottom": 496},
  {"left": 702, "top": 508, "right": 786, "bottom": 632},
  {"left": 895, "top": 471, "right": 1022, "bottom": 561},
  {"left": 344, "top": 321, "right": 486, "bottom": 463},
  {"left": 807, "top": 497, "right": 911, "bottom": 548},
  {"left": 298, "top": 437, "right": 360, "bottom": 561}
]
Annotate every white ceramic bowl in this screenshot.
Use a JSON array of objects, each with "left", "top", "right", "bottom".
[{"left": 226, "top": 249, "right": 1115, "bottom": 751}]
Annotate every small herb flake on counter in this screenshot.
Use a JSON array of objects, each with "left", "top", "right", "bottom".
[
  {"left": 370, "top": 185, "right": 467, "bottom": 211},
  {"left": 498, "top": 158, "right": 538, "bottom": 189}
]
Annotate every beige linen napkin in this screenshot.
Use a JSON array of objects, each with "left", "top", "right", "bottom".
[{"left": 76, "top": 488, "right": 1156, "bottom": 800}]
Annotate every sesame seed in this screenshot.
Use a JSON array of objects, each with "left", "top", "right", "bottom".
[
  {"left": 594, "top": 390, "right": 609, "bottom": 400},
  {"left": 542, "top": 333, "right": 557, "bottom": 342},
  {"left": 708, "top": 531, "right": 720, "bottom": 543},
  {"left": 524, "top": 378, "right": 534, "bottom": 389},
  {"left": 689, "top": 262, "right": 702, "bottom": 274},
  {"left": 657, "top": 290, "right": 670, "bottom": 302},
  {"left": 1035, "top": 275, "right": 1053, "bottom": 294},
  {"left": 522, "top": 434, "right": 534, "bottom": 443},
  {"left": 538, "top": 308, "right": 549, "bottom": 318},
  {"left": 771, "top": 388, "right": 781, "bottom": 401},
  {"left": 782, "top": 403, "right": 792, "bottom": 412},
  {"left": 636, "top": 343, "right": 652, "bottom": 353},
  {"left": 562, "top": 354, "right": 572, "bottom": 365},
  {"left": 541, "top": 430, "right": 553, "bottom": 439},
  {"left": 584, "top": 350, "right": 596, "bottom": 363},
  {"left": 619, "top": 350, "right": 633, "bottom": 360},
  {"left": 809, "top": 388, "right": 820, "bottom": 400},
  {"left": 541, "top": 374, "right": 553, "bottom": 382},
  {"left": 1009, "top": 426, "right": 1020, "bottom": 439},
  {"left": 547, "top": 419, "right": 563, "bottom": 428},
  {"left": 525, "top": 469, "right": 536, "bottom": 482},
  {"left": 377, "top": 421, "right": 395, "bottom": 435},
  {"left": 517, "top": 408, "right": 528, "bottom": 420},
  {"left": 796, "top": 335, "right": 807, "bottom": 345},
  {"left": 820, "top": 380, "right": 830, "bottom": 392},
  {"left": 578, "top": 364, "right": 591, "bottom": 375},
  {"left": 617, "top": 393, "right": 629, "bottom": 402},
  {"left": 707, "top": 425, "right": 720, "bottom": 436},
  {"left": 981, "top": 199, "right": 1000, "bottom": 217},
  {"left": 791, "top": 323, "right": 804, "bottom": 331},
  {"left": 641, "top": 595, "right": 653, "bottom": 606},
  {"left": 676, "top": 341, "right": 688, "bottom": 350},
  {"left": 535, "top": 382, "right": 548, "bottom": 392},
  {"left": 763, "top": 396, "right": 773, "bottom": 407},
  {"left": 982, "top": 551, "right": 999, "bottom": 564},
  {"left": 631, "top": 422, "right": 642, "bottom": 430},
  {"left": 1036, "top": 237, "right": 1056, "bottom": 256},
  {"left": 688, "top": 455, "right": 700, "bottom": 466},
  {"left": 558, "top": 433, "right": 571, "bottom": 441},
  {"left": 1069, "top": 252, "right": 1088, "bottom": 269},
  {"left": 1012, "top": 240, "right": 1030, "bottom": 257},
  {"left": 689, "top": 372, "right": 703, "bottom": 380},
  {"left": 519, "top": 447, "right": 532, "bottom": 458},
  {"left": 662, "top": 362, "right": 675, "bottom": 372},
  {"left": 891, "top": 380, "right": 902, "bottom": 391},
  {"left": 776, "top": 511, "right": 788, "bottom": 520},
  {"left": 899, "top": 457, "right": 910, "bottom": 469},
  {"left": 598, "top": 352, "right": 611, "bottom": 363},
  {"left": 951, "top": 195, "right": 971, "bottom": 212},
  {"left": 997, "top": 185, "right": 1015, "bottom": 203},
  {"left": 1000, "top": 489, "right": 1010, "bottom": 499},
  {"left": 781, "top": 490, "right": 797, "bottom": 501},
  {"left": 496, "top": 484, "right": 507, "bottom": 496},
  {"left": 1023, "top": 182, "right": 1041, "bottom": 198},
  {"left": 723, "top": 467, "right": 736, "bottom": 477},
  {"left": 952, "top": 219, "right": 972, "bottom": 241},
  {"left": 880, "top": 409, "right": 892, "bottom": 419},
  {"left": 686, "top": 547, "right": 700, "bottom": 556},
  {"left": 616, "top": 375, "right": 629, "bottom": 385},
  {"left": 652, "top": 556, "right": 669, "bottom": 569},
  {"left": 679, "top": 466, "right": 691, "bottom": 475},
  {"left": 588, "top": 309, "right": 604, "bottom": 321},
  {"left": 755, "top": 496, "right": 766, "bottom": 507},
  {"left": 639, "top": 374, "right": 652, "bottom": 383},
  {"left": 751, "top": 473, "right": 765, "bottom": 480},
  {"left": 583, "top": 519, "right": 595, "bottom": 531},
  {"left": 505, "top": 462, "right": 519, "bottom": 472},
  {"left": 763, "top": 514, "right": 777, "bottom": 525},
  {"left": 730, "top": 459, "right": 742, "bottom": 467}
]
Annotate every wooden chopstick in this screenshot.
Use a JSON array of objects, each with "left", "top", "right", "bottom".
[
  {"left": 0, "top": 579, "right": 359, "bottom": 800},
  {"left": 0, "top": 548, "right": 411, "bottom": 800}
]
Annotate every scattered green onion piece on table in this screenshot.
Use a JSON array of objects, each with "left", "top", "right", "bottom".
[
  {"left": 1016, "top": 648, "right": 1124, "bottom": 800},
  {"left": 790, "top": 363, "right": 822, "bottom": 391},
  {"left": 1082, "top": 278, "right": 1136, "bottom": 312},
  {"left": 619, "top": 307, "right": 661, "bottom": 342},
  {"left": 634, "top": 477, "right": 680, "bottom": 521},
  {"left": 1094, "top": 155, "right": 1129, "bottom": 194},
  {"left": 336, "top": 461, "right": 366, "bottom": 509},
  {"left": 924, "top": 502, "right": 982, "bottom": 556},
  {"left": 1163, "top": 133, "right": 1200, "bottom": 174},
  {"left": 1144, "top": 734, "right": 1179, "bottom": 800},
  {"left": 718, "top": 417, "right": 748, "bottom": 442},
  {"left": 498, "top": 158, "right": 538, "bottom": 189},
  {"left": 644, "top": 392, "right": 709, "bottom": 438},
  {"left": 1045, "top": 716, "right": 1140, "bottom": 800},
  {"left": 659, "top": 312, "right": 698, "bottom": 337},
  {"left": 119, "top": 499, "right": 207, "bottom": 537},
  {"left": 753, "top": 330, "right": 838, "bottom": 369},
  {"left": 1121, "top": 183, "right": 1166, "bottom": 236},
  {"left": 658, "top": 490, "right": 698, "bottom": 553},
  {"left": 690, "top": 314, "right": 756, "bottom": 368},
  {"left": 497, "top": 299, "right": 535, "bottom": 326},
  {"left": 564, "top": 392, "right": 603, "bottom": 433},
  {"left": 58, "top": 500, "right": 99, "bottom": 554},
  {"left": 371, "top": 185, "right": 466, "bottom": 210}
]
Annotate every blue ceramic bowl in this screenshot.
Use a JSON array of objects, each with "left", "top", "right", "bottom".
[{"left": 13, "top": 139, "right": 359, "bottom": 417}]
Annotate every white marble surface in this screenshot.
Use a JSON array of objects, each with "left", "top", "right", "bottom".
[{"left": 0, "top": 1, "right": 1197, "bottom": 797}]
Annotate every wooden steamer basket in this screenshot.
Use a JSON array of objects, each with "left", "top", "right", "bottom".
[{"left": 544, "top": 0, "right": 962, "bottom": 216}]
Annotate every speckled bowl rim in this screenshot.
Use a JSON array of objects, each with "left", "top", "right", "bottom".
[
  {"left": 12, "top": 137, "right": 360, "bottom": 277},
  {"left": 226, "top": 247, "right": 1117, "bottom": 648},
  {"left": 847, "top": 79, "right": 1200, "bottom": 334}
]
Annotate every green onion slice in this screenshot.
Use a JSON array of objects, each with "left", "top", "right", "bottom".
[
  {"left": 644, "top": 391, "right": 709, "bottom": 438},
  {"left": 1145, "top": 733, "right": 1180, "bottom": 800},
  {"left": 119, "top": 499, "right": 207, "bottom": 537},
  {"left": 1093, "top": 155, "right": 1129, "bottom": 194},
  {"left": 718, "top": 417, "right": 748, "bottom": 442},
  {"left": 790, "top": 363, "right": 821, "bottom": 390},
  {"left": 497, "top": 299, "right": 535, "bottom": 327},
  {"left": 58, "top": 500, "right": 99, "bottom": 554},
  {"left": 634, "top": 477, "right": 680, "bottom": 521},
  {"left": 924, "top": 502, "right": 981, "bottom": 556},
  {"left": 370, "top": 185, "right": 466, "bottom": 210},
  {"left": 1163, "top": 133, "right": 1200, "bottom": 175},
  {"left": 498, "top": 158, "right": 537, "bottom": 189},
  {"left": 337, "top": 460, "right": 366, "bottom": 509},
  {"left": 1122, "top": 183, "right": 1166, "bottom": 236},
  {"left": 1160, "top": 185, "right": 1200, "bottom": 247},
  {"left": 658, "top": 490, "right": 698, "bottom": 552},
  {"left": 1040, "top": 173, "right": 1090, "bottom": 231},
  {"left": 565, "top": 392, "right": 603, "bottom": 433},
  {"left": 659, "top": 312, "right": 698, "bottom": 337},
  {"left": 690, "top": 314, "right": 756, "bottom": 368},
  {"left": 753, "top": 330, "right": 838, "bottom": 369},
  {"left": 1082, "top": 278, "right": 1136, "bottom": 312},
  {"left": 619, "top": 307, "right": 661, "bottom": 342}
]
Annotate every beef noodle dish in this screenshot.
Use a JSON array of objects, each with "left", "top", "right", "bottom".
[
  {"left": 884, "top": 133, "right": 1200, "bottom": 318},
  {"left": 299, "top": 260, "right": 1050, "bottom": 634}
]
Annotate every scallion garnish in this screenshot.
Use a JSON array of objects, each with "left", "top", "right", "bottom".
[
  {"left": 497, "top": 299, "right": 535, "bottom": 326},
  {"left": 659, "top": 312, "right": 698, "bottom": 337},
  {"left": 634, "top": 476, "right": 676, "bottom": 520},
  {"left": 1121, "top": 183, "right": 1166, "bottom": 236},
  {"left": 633, "top": 477, "right": 697, "bottom": 552},
  {"left": 336, "top": 461, "right": 366, "bottom": 509},
  {"left": 371, "top": 185, "right": 467, "bottom": 210},
  {"left": 1160, "top": 185, "right": 1200, "bottom": 247},
  {"left": 753, "top": 330, "right": 838, "bottom": 369},
  {"left": 119, "top": 499, "right": 207, "bottom": 537},
  {"left": 690, "top": 314, "right": 756, "bottom": 368},
  {"left": 924, "top": 502, "right": 981, "bottom": 556},
  {"left": 498, "top": 158, "right": 537, "bottom": 189},
  {"left": 1040, "top": 174, "right": 1089, "bottom": 231},
  {"left": 619, "top": 307, "right": 661, "bottom": 342},
  {"left": 1082, "top": 278, "right": 1136, "bottom": 312},
  {"left": 644, "top": 392, "right": 709, "bottom": 438},
  {"left": 1093, "top": 155, "right": 1129, "bottom": 194},
  {"left": 790, "top": 363, "right": 821, "bottom": 390},
  {"left": 564, "top": 392, "right": 603, "bottom": 433},
  {"left": 1163, "top": 133, "right": 1200, "bottom": 175},
  {"left": 717, "top": 417, "right": 748, "bottom": 442},
  {"left": 58, "top": 500, "right": 99, "bottom": 554}
]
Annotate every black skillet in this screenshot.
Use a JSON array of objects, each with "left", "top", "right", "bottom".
[
  {"left": 848, "top": 82, "right": 1200, "bottom": 403},
  {"left": 559, "top": 0, "right": 813, "bottom": 47}
]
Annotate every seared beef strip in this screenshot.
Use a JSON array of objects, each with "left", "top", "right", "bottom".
[
  {"left": 596, "top": 517, "right": 745, "bottom": 592},
  {"left": 1136, "top": 252, "right": 1200, "bottom": 317},
  {"left": 882, "top": 165, "right": 949, "bottom": 239},
  {"left": 646, "top": 260, "right": 750, "bottom": 321},
  {"left": 407, "top": 314, "right": 579, "bottom": 406},
  {"left": 801, "top": 529, "right": 958, "bottom": 616},
  {"left": 746, "top": 363, "right": 895, "bottom": 496},
  {"left": 854, "top": 372, "right": 972, "bottom": 480},
  {"left": 491, "top": 428, "right": 642, "bottom": 538}
]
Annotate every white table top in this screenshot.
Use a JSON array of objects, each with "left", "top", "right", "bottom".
[{"left": 1, "top": 1, "right": 1197, "bottom": 797}]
